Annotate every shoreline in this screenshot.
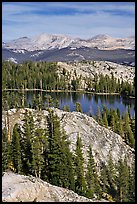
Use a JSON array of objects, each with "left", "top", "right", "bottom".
[
  {"left": 2, "top": 88, "right": 120, "bottom": 94},
  {"left": 2, "top": 88, "right": 135, "bottom": 98}
]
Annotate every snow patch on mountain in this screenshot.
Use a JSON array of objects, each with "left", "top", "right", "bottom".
[
  {"left": 30, "top": 51, "right": 44, "bottom": 57},
  {"left": 7, "top": 57, "right": 18, "bottom": 63},
  {"left": 3, "top": 33, "right": 135, "bottom": 52},
  {"left": 12, "top": 49, "right": 26, "bottom": 54}
]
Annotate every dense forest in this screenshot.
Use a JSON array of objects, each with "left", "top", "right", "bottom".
[
  {"left": 95, "top": 105, "right": 135, "bottom": 149},
  {"left": 2, "top": 109, "right": 135, "bottom": 202},
  {"left": 2, "top": 60, "right": 135, "bottom": 202},
  {"left": 2, "top": 61, "right": 135, "bottom": 97}
]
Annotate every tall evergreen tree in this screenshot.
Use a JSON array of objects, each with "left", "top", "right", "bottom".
[
  {"left": 32, "top": 137, "right": 42, "bottom": 178},
  {"left": 31, "top": 128, "right": 47, "bottom": 178},
  {"left": 46, "top": 110, "right": 64, "bottom": 186},
  {"left": 2, "top": 128, "right": 11, "bottom": 173},
  {"left": 117, "top": 119, "right": 124, "bottom": 138},
  {"left": 32, "top": 94, "right": 38, "bottom": 109},
  {"left": 127, "top": 161, "right": 135, "bottom": 202},
  {"left": 21, "top": 110, "right": 34, "bottom": 175},
  {"left": 130, "top": 117, "right": 135, "bottom": 136},
  {"left": 43, "top": 111, "right": 75, "bottom": 189},
  {"left": 74, "top": 134, "right": 86, "bottom": 196},
  {"left": 110, "top": 114, "right": 116, "bottom": 132},
  {"left": 116, "top": 108, "right": 120, "bottom": 119},
  {"left": 11, "top": 124, "right": 22, "bottom": 173},
  {"left": 123, "top": 112, "right": 135, "bottom": 148},
  {"left": 102, "top": 112, "right": 108, "bottom": 128},
  {"left": 100, "top": 162, "right": 109, "bottom": 194},
  {"left": 86, "top": 145, "right": 100, "bottom": 199},
  {"left": 116, "top": 157, "right": 129, "bottom": 202},
  {"left": 37, "top": 93, "right": 44, "bottom": 110},
  {"left": 107, "top": 151, "right": 117, "bottom": 199},
  {"left": 59, "top": 130, "right": 75, "bottom": 190},
  {"left": 97, "top": 106, "right": 102, "bottom": 125}
]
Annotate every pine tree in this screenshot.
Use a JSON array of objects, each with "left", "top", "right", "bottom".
[
  {"left": 43, "top": 111, "right": 75, "bottom": 188},
  {"left": 63, "top": 105, "right": 70, "bottom": 112},
  {"left": 31, "top": 128, "right": 47, "bottom": 178},
  {"left": 54, "top": 99, "right": 59, "bottom": 108},
  {"left": 45, "top": 95, "right": 53, "bottom": 108},
  {"left": 127, "top": 161, "right": 135, "bottom": 202},
  {"left": 117, "top": 119, "right": 124, "bottom": 138},
  {"left": 32, "top": 94, "right": 38, "bottom": 109},
  {"left": 59, "top": 130, "right": 75, "bottom": 190},
  {"left": 94, "top": 73, "right": 98, "bottom": 92},
  {"left": 74, "top": 134, "right": 86, "bottom": 196},
  {"left": 46, "top": 110, "right": 63, "bottom": 186},
  {"left": 116, "top": 108, "right": 120, "bottom": 119},
  {"left": 86, "top": 145, "right": 100, "bottom": 199},
  {"left": 102, "top": 112, "right": 108, "bottom": 128},
  {"left": 21, "top": 110, "right": 34, "bottom": 175},
  {"left": 67, "top": 152, "right": 75, "bottom": 191},
  {"left": 100, "top": 162, "right": 109, "bottom": 194},
  {"left": 127, "top": 105, "right": 131, "bottom": 118},
  {"left": 107, "top": 151, "right": 117, "bottom": 199},
  {"left": 11, "top": 124, "right": 22, "bottom": 173},
  {"left": 32, "top": 136, "right": 43, "bottom": 178},
  {"left": 110, "top": 114, "right": 116, "bottom": 132},
  {"left": 2, "top": 128, "right": 11, "bottom": 173},
  {"left": 75, "top": 102, "right": 82, "bottom": 112},
  {"left": 116, "top": 157, "right": 129, "bottom": 202},
  {"left": 71, "top": 79, "right": 78, "bottom": 91},
  {"left": 123, "top": 112, "right": 135, "bottom": 148},
  {"left": 113, "top": 110, "right": 119, "bottom": 133},
  {"left": 97, "top": 106, "right": 102, "bottom": 125},
  {"left": 130, "top": 117, "right": 135, "bottom": 135},
  {"left": 127, "top": 127, "right": 135, "bottom": 148},
  {"left": 37, "top": 93, "right": 44, "bottom": 110}
]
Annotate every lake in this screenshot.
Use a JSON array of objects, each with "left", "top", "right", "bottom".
[{"left": 26, "top": 91, "right": 135, "bottom": 118}]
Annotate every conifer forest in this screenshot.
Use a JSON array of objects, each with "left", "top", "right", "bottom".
[{"left": 2, "top": 61, "right": 135, "bottom": 202}]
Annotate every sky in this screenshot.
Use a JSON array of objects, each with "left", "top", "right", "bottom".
[{"left": 2, "top": 2, "right": 135, "bottom": 42}]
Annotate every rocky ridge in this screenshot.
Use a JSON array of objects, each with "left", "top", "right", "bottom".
[
  {"left": 57, "top": 60, "right": 135, "bottom": 84},
  {"left": 2, "top": 171, "right": 108, "bottom": 202},
  {"left": 2, "top": 108, "right": 135, "bottom": 171}
]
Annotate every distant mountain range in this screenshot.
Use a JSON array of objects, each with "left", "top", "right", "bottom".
[
  {"left": 2, "top": 33, "right": 135, "bottom": 65},
  {"left": 3, "top": 33, "right": 135, "bottom": 51}
]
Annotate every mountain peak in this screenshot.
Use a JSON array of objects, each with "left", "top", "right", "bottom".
[
  {"left": 15, "top": 36, "right": 30, "bottom": 41},
  {"left": 91, "top": 34, "right": 112, "bottom": 40},
  {"left": 2, "top": 33, "right": 135, "bottom": 51}
]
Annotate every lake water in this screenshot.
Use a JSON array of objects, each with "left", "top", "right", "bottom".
[{"left": 26, "top": 91, "right": 135, "bottom": 118}]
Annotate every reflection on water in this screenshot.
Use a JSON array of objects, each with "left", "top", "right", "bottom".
[{"left": 25, "top": 91, "right": 135, "bottom": 118}]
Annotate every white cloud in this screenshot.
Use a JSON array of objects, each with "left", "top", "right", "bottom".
[{"left": 2, "top": 2, "right": 135, "bottom": 41}]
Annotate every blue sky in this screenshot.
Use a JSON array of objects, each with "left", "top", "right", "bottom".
[{"left": 2, "top": 2, "right": 135, "bottom": 42}]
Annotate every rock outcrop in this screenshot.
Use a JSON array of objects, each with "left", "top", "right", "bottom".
[
  {"left": 57, "top": 61, "right": 135, "bottom": 85},
  {"left": 2, "top": 172, "right": 107, "bottom": 202},
  {"left": 52, "top": 108, "right": 135, "bottom": 169},
  {"left": 2, "top": 108, "right": 135, "bottom": 171}
]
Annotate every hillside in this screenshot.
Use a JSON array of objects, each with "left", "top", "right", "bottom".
[
  {"left": 57, "top": 61, "right": 135, "bottom": 84},
  {"left": 2, "top": 108, "right": 135, "bottom": 202},
  {"left": 2, "top": 108, "right": 135, "bottom": 169},
  {"left": 2, "top": 33, "right": 135, "bottom": 65}
]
